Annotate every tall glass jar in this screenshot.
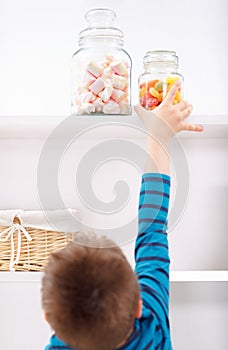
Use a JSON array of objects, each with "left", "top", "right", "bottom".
[
  {"left": 72, "top": 8, "right": 132, "bottom": 115},
  {"left": 139, "top": 50, "right": 183, "bottom": 110}
]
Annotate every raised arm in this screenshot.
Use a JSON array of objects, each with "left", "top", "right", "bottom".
[{"left": 134, "top": 81, "right": 203, "bottom": 332}]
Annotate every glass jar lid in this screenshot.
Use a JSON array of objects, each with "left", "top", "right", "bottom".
[
  {"left": 143, "top": 50, "right": 179, "bottom": 67},
  {"left": 79, "top": 8, "right": 124, "bottom": 45}
]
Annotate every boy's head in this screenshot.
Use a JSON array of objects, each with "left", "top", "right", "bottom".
[{"left": 42, "top": 233, "right": 141, "bottom": 350}]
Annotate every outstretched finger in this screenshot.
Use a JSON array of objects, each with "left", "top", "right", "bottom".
[
  {"left": 180, "top": 104, "right": 193, "bottom": 119},
  {"left": 134, "top": 105, "right": 147, "bottom": 118},
  {"left": 181, "top": 123, "right": 204, "bottom": 132},
  {"left": 163, "top": 80, "right": 181, "bottom": 105},
  {"left": 134, "top": 105, "right": 151, "bottom": 124},
  {"left": 134, "top": 104, "right": 146, "bottom": 116},
  {"left": 178, "top": 100, "right": 189, "bottom": 112}
]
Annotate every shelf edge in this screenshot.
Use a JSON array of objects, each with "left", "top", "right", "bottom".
[
  {"left": 170, "top": 271, "right": 228, "bottom": 282},
  {"left": 1, "top": 271, "right": 228, "bottom": 282},
  {"left": 0, "top": 114, "right": 227, "bottom": 140}
]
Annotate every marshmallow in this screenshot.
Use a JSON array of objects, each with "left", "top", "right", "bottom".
[
  {"left": 89, "top": 77, "right": 105, "bottom": 95},
  {"left": 112, "top": 74, "right": 127, "bottom": 90},
  {"left": 98, "top": 85, "right": 113, "bottom": 102},
  {"left": 119, "top": 102, "right": 131, "bottom": 115},
  {"left": 103, "top": 101, "right": 120, "bottom": 114},
  {"left": 101, "top": 67, "right": 112, "bottom": 80},
  {"left": 121, "top": 97, "right": 129, "bottom": 104},
  {"left": 82, "top": 71, "right": 96, "bottom": 87},
  {"left": 110, "top": 60, "right": 128, "bottom": 76},
  {"left": 105, "top": 55, "right": 115, "bottom": 63},
  {"left": 111, "top": 88, "right": 125, "bottom": 103},
  {"left": 87, "top": 61, "right": 104, "bottom": 77},
  {"left": 93, "top": 98, "right": 104, "bottom": 113},
  {"left": 78, "top": 103, "right": 96, "bottom": 114},
  {"left": 74, "top": 86, "right": 88, "bottom": 103},
  {"left": 79, "top": 91, "right": 96, "bottom": 104}
]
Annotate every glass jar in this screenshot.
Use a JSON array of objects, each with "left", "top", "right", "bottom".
[
  {"left": 138, "top": 50, "right": 183, "bottom": 110},
  {"left": 72, "top": 8, "right": 132, "bottom": 115}
]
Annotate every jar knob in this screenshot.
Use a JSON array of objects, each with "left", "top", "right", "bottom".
[{"left": 85, "top": 8, "right": 116, "bottom": 28}]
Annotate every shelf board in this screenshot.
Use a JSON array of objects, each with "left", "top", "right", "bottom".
[
  {"left": 170, "top": 271, "right": 228, "bottom": 282},
  {"left": 0, "top": 272, "right": 42, "bottom": 282},
  {"left": 1, "top": 271, "right": 228, "bottom": 282},
  {"left": 0, "top": 114, "right": 227, "bottom": 139}
]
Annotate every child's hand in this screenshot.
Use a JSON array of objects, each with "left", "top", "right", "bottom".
[{"left": 134, "top": 80, "right": 204, "bottom": 143}]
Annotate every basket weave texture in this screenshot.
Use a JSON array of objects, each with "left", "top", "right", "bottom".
[{"left": 0, "top": 216, "right": 73, "bottom": 271}]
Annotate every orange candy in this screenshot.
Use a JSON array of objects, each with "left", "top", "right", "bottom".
[
  {"left": 139, "top": 86, "right": 147, "bottom": 97},
  {"left": 147, "top": 80, "right": 159, "bottom": 89},
  {"left": 139, "top": 82, "right": 147, "bottom": 90},
  {"left": 139, "top": 80, "right": 158, "bottom": 90},
  {"left": 157, "top": 93, "right": 163, "bottom": 103}
]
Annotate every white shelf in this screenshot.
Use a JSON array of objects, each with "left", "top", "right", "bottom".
[
  {"left": 170, "top": 271, "right": 228, "bottom": 282},
  {"left": 0, "top": 272, "right": 43, "bottom": 282},
  {"left": 1, "top": 271, "right": 228, "bottom": 282},
  {"left": 0, "top": 114, "right": 227, "bottom": 139}
]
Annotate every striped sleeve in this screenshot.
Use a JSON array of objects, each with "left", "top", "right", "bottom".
[
  {"left": 45, "top": 334, "right": 72, "bottom": 349},
  {"left": 135, "top": 173, "right": 171, "bottom": 334}
]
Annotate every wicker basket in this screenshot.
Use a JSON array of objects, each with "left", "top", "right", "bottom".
[{"left": 0, "top": 211, "right": 78, "bottom": 271}]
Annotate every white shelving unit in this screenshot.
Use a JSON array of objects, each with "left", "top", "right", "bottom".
[{"left": 0, "top": 113, "right": 228, "bottom": 350}]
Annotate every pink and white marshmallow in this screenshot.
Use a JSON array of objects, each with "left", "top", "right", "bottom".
[
  {"left": 82, "top": 71, "right": 96, "bottom": 87},
  {"left": 93, "top": 98, "right": 104, "bottom": 113},
  {"left": 111, "top": 88, "right": 125, "bottom": 103},
  {"left": 112, "top": 74, "right": 127, "bottom": 90},
  {"left": 101, "top": 67, "right": 112, "bottom": 80},
  {"left": 78, "top": 103, "right": 96, "bottom": 114},
  {"left": 87, "top": 61, "right": 104, "bottom": 77},
  {"left": 89, "top": 77, "right": 105, "bottom": 95},
  {"left": 119, "top": 102, "right": 131, "bottom": 114},
  {"left": 98, "top": 84, "right": 113, "bottom": 102},
  {"left": 79, "top": 91, "right": 96, "bottom": 104},
  {"left": 110, "top": 60, "right": 128, "bottom": 76},
  {"left": 103, "top": 101, "right": 120, "bottom": 114}
]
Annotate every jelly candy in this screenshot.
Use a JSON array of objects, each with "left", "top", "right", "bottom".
[
  {"left": 148, "top": 80, "right": 159, "bottom": 89},
  {"left": 157, "top": 93, "right": 163, "bottom": 103},
  {"left": 140, "top": 95, "right": 146, "bottom": 107},
  {"left": 175, "top": 90, "right": 181, "bottom": 102},
  {"left": 155, "top": 80, "right": 163, "bottom": 92},
  {"left": 147, "top": 97, "right": 159, "bottom": 109},
  {"left": 140, "top": 86, "right": 147, "bottom": 97},
  {"left": 149, "top": 87, "right": 160, "bottom": 98},
  {"left": 139, "top": 82, "right": 147, "bottom": 89},
  {"left": 166, "top": 76, "right": 179, "bottom": 85}
]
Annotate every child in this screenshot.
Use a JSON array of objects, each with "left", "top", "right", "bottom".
[{"left": 42, "top": 80, "right": 203, "bottom": 350}]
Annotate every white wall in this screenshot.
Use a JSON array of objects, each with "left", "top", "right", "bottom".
[
  {"left": 0, "top": 0, "right": 228, "bottom": 116},
  {"left": 170, "top": 282, "right": 228, "bottom": 350}
]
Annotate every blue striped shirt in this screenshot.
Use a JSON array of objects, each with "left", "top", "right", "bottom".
[{"left": 45, "top": 173, "right": 172, "bottom": 350}]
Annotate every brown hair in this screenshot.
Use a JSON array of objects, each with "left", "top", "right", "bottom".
[{"left": 42, "top": 233, "right": 140, "bottom": 350}]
